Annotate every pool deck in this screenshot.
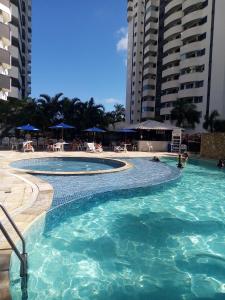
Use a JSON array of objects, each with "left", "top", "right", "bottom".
[{"left": 0, "top": 150, "right": 177, "bottom": 299}]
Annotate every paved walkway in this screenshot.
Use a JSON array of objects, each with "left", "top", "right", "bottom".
[{"left": 0, "top": 150, "right": 176, "bottom": 299}]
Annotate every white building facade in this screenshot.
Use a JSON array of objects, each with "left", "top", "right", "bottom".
[
  {"left": 0, "top": 0, "right": 31, "bottom": 101},
  {"left": 126, "top": 0, "right": 225, "bottom": 131},
  {"left": 0, "top": 0, "right": 11, "bottom": 100}
]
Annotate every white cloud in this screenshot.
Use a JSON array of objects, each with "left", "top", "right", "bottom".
[
  {"left": 104, "top": 98, "right": 121, "bottom": 104},
  {"left": 116, "top": 27, "right": 128, "bottom": 52}
]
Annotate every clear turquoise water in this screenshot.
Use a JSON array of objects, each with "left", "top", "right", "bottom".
[
  {"left": 10, "top": 158, "right": 225, "bottom": 299},
  {"left": 11, "top": 157, "right": 119, "bottom": 172}
]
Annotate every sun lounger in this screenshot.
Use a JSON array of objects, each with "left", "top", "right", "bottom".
[
  {"left": 114, "top": 145, "right": 127, "bottom": 152},
  {"left": 86, "top": 143, "right": 96, "bottom": 152},
  {"left": 23, "top": 141, "right": 34, "bottom": 152}
]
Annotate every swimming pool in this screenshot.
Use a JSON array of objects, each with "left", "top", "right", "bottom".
[
  {"left": 11, "top": 157, "right": 128, "bottom": 175},
  {"left": 10, "top": 158, "right": 225, "bottom": 299}
]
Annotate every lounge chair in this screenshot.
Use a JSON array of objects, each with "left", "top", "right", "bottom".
[
  {"left": 23, "top": 141, "right": 34, "bottom": 152},
  {"left": 114, "top": 145, "right": 127, "bottom": 152},
  {"left": 86, "top": 143, "right": 96, "bottom": 153}
]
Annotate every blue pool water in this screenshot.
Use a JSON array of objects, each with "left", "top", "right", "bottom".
[
  {"left": 11, "top": 157, "right": 122, "bottom": 172},
  {"left": 10, "top": 158, "right": 225, "bottom": 299}
]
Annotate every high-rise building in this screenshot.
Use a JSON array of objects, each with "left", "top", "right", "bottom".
[
  {"left": 126, "top": 0, "right": 225, "bottom": 131},
  {"left": 0, "top": 0, "right": 31, "bottom": 101},
  {"left": 9, "top": 0, "right": 32, "bottom": 100},
  {"left": 0, "top": 0, "right": 11, "bottom": 101}
]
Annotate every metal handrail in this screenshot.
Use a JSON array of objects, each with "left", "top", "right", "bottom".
[{"left": 0, "top": 204, "right": 27, "bottom": 277}]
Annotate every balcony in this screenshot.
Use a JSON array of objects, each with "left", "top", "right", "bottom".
[
  {"left": 0, "top": 48, "right": 10, "bottom": 68},
  {"left": 0, "top": 22, "right": 10, "bottom": 46},
  {"left": 180, "top": 56, "right": 206, "bottom": 69},
  {"left": 180, "top": 40, "right": 207, "bottom": 55},
  {"left": 0, "top": 73, "right": 10, "bottom": 91},
  {"left": 162, "top": 66, "right": 180, "bottom": 78},
  {"left": 161, "top": 93, "right": 178, "bottom": 103},
  {"left": 164, "top": 11, "right": 183, "bottom": 27},
  {"left": 178, "top": 87, "right": 204, "bottom": 98},
  {"left": 163, "top": 38, "right": 182, "bottom": 53},
  {"left": 142, "top": 88, "right": 155, "bottom": 97},
  {"left": 183, "top": 0, "right": 206, "bottom": 12},
  {"left": 165, "top": 0, "right": 182, "bottom": 14},
  {"left": 0, "top": 0, "right": 11, "bottom": 23},
  {"left": 164, "top": 24, "right": 182, "bottom": 40},
  {"left": 182, "top": 8, "right": 207, "bottom": 26},
  {"left": 179, "top": 73, "right": 205, "bottom": 84},
  {"left": 144, "top": 44, "right": 157, "bottom": 55},
  {"left": 143, "top": 67, "right": 156, "bottom": 77},
  {"left": 143, "top": 55, "right": 157, "bottom": 65},
  {"left": 181, "top": 23, "right": 207, "bottom": 41},
  {"left": 162, "top": 80, "right": 179, "bottom": 91},
  {"left": 163, "top": 52, "right": 180, "bottom": 66}
]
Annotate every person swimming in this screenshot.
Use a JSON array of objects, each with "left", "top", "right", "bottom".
[
  {"left": 152, "top": 156, "right": 160, "bottom": 162},
  {"left": 177, "top": 154, "right": 184, "bottom": 169},
  {"left": 182, "top": 152, "right": 189, "bottom": 164},
  {"left": 217, "top": 159, "right": 224, "bottom": 169}
]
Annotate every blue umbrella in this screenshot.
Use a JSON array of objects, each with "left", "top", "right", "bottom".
[
  {"left": 49, "top": 122, "right": 75, "bottom": 129},
  {"left": 84, "top": 127, "right": 106, "bottom": 133},
  {"left": 116, "top": 128, "right": 136, "bottom": 133},
  {"left": 16, "top": 124, "right": 39, "bottom": 131},
  {"left": 84, "top": 127, "right": 106, "bottom": 141},
  {"left": 49, "top": 122, "right": 75, "bottom": 140}
]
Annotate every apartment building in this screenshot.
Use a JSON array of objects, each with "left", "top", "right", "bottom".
[
  {"left": 126, "top": 0, "right": 225, "bottom": 131},
  {"left": 9, "top": 0, "right": 31, "bottom": 100},
  {"left": 0, "top": 0, "right": 31, "bottom": 101},
  {"left": 0, "top": 0, "right": 11, "bottom": 100}
]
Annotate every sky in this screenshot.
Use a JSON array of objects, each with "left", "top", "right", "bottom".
[{"left": 32, "top": 0, "right": 128, "bottom": 111}]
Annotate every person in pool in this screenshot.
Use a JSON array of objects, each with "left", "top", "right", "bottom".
[
  {"left": 177, "top": 154, "right": 183, "bottom": 169},
  {"left": 182, "top": 152, "right": 189, "bottom": 164},
  {"left": 152, "top": 156, "right": 160, "bottom": 162},
  {"left": 217, "top": 159, "right": 224, "bottom": 169}
]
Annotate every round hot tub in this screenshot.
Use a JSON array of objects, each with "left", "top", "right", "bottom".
[{"left": 10, "top": 157, "right": 131, "bottom": 175}]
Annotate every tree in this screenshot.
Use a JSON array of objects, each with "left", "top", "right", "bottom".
[
  {"left": 105, "top": 104, "right": 126, "bottom": 128},
  {"left": 75, "top": 97, "right": 106, "bottom": 129},
  {"left": 171, "top": 100, "right": 200, "bottom": 128},
  {"left": 60, "top": 97, "right": 81, "bottom": 125},
  {"left": 37, "top": 93, "right": 64, "bottom": 132},
  {"left": 203, "top": 110, "right": 220, "bottom": 132},
  {"left": 0, "top": 93, "right": 127, "bottom": 136}
]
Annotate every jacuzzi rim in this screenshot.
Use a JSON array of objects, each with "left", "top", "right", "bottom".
[{"left": 10, "top": 156, "right": 133, "bottom": 176}]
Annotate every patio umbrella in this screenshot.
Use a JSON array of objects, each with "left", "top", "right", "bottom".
[
  {"left": 116, "top": 128, "right": 136, "bottom": 133},
  {"left": 116, "top": 128, "right": 136, "bottom": 142},
  {"left": 49, "top": 122, "right": 75, "bottom": 140},
  {"left": 16, "top": 124, "right": 39, "bottom": 131},
  {"left": 84, "top": 127, "right": 106, "bottom": 141}
]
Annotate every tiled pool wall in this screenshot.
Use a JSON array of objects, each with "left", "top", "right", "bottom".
[
  {"left": 40, "top": 158, "right": 181, "bottom": 208},
  {"left": 14, "top": 158, "right": 181, "bottom": 246}
]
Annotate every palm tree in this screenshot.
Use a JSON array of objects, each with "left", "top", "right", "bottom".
[
  {"left": 76, "top": 98, "right": 106, "bottom": 129},
  {"left": 203, "top": 110, "right": 219, "bottom": 132},
  {"left": 37, "top": 93, "right": 64, "bottom": 131},
  {"left": 105, "top": 104, "right": 126, "bottom": 129},
  {"left": 171, "top": 100, "right": 200, "bottom": 128},
  {"left": 60, "top": 97, "right": 81, "bottom": 125}
]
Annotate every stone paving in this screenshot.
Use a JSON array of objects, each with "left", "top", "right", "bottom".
[{"left": 0, "top": 150, "right": 176, "bottom": 300}]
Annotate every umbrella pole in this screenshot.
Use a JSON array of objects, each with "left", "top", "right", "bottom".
[{"left": 62, "top": 128, "right": 64, "bottom": 141}]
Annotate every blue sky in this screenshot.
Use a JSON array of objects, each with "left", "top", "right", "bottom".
[{"left": 32, "top": 0, "right": 128, "bottom": 111}]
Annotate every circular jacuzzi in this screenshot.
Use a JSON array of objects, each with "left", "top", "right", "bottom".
[{"left": 10, "top": 157, "right": 131, "bottom": 175}]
